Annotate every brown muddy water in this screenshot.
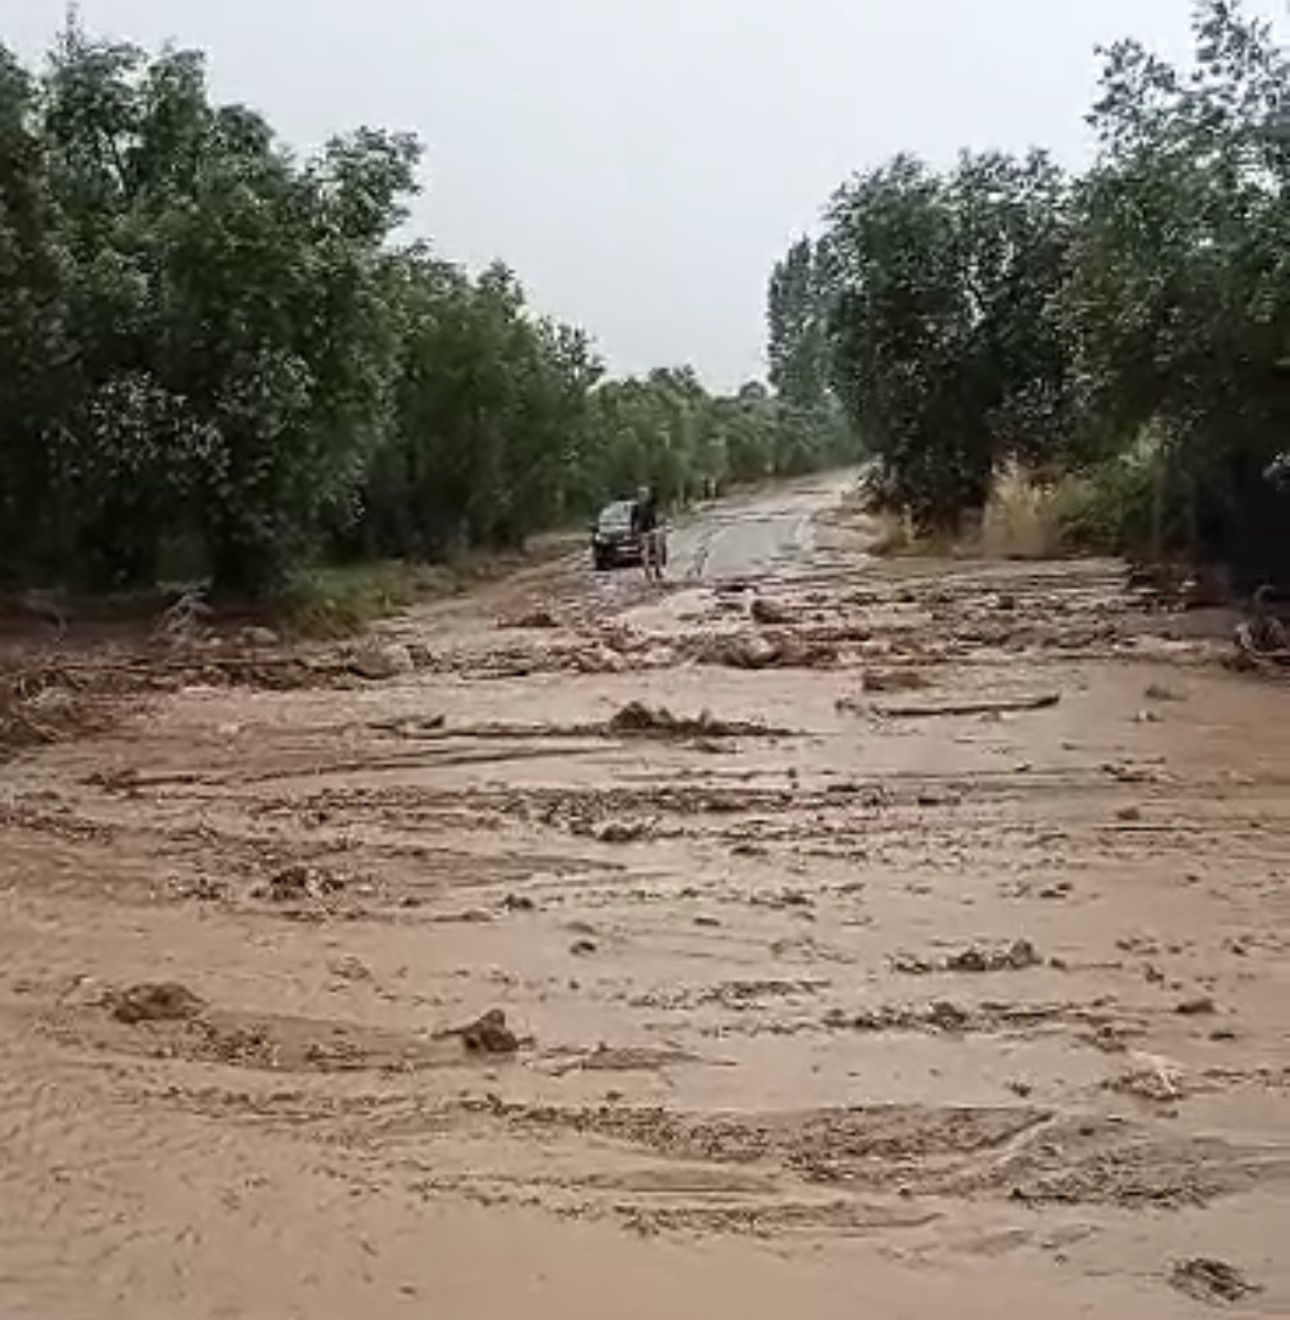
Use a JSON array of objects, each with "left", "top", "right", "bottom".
[{"left": 2, "top": 473, "right": 1288, "bottom": 1318}]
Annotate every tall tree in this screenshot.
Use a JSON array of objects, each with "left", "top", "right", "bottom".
[
  {"left": 822, "top": 151, "right": 1071, "bottom": 527},
  {"left": 1065, "top": 0, "right": 1290, "bottom": 574}
]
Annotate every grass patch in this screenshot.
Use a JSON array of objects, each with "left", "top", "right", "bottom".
[{"left": 275, "top": 561, "right": 453, "bottom": 638}]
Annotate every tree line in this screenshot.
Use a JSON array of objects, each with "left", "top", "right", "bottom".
[
  {"left": 769, "top": 0, "right": 1290, "bottom": 586},
  {"left": 0, "top": 21, "right": 857, "bottom": 596}
]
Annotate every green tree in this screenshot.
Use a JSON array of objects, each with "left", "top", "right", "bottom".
[
  {"left": 0, "top": 20, "right": 418, "bottom": 592},
  {"left": 822, "top": 151, "right": 1071, "bottom": 527},
  {"left": 1065, "top": 0, "right": 1290, "bottom": 577}
]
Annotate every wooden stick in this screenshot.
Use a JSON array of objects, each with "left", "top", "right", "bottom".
[{"left": 875, "top": 692, "right": 1061, "bottom": 719}]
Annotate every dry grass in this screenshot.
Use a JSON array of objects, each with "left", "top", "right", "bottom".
[
  {"left": 865, "top": 468, "right": 1072, "bottom": 561},
  {"left": 976, "top": 467, "right": 1067, "bottom": 559}
]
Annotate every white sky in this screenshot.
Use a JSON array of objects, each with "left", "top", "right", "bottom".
[{"left": 4, "top": 1, "right": 1286, "bottom": 387}]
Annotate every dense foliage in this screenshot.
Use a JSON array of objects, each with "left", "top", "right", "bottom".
[
  {"left": 0, "top": 22, "right": 856, "bottom": 595},
  {"left": 772, "top": 0, "right": 1289, "bottom": 581}
]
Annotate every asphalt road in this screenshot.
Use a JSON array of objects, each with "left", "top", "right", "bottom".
[{"left": 666, "top": 470, "right": 858, "bottom": 581}]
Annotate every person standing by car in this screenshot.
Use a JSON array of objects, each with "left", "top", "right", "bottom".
[{"left": 632, "top": 486, "right": 664, "bottom": 582}]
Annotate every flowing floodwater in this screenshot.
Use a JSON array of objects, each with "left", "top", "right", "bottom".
[{"left": 2, "top": 476, "right": 1288, "bottom": 1318}]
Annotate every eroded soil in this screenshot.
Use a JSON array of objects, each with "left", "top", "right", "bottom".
[{"left": 2, "top": 474, "right": 1288, "bottom": 1318}]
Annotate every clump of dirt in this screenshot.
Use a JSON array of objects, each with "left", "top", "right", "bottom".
[
  {"left": 108, "top": 981, "right": 207, "bottom": 1024},
  {"left": 348, "top": 640, "right": 414, "bottom": 680},
  {"left": 607, "top": 701, "right": 774, "bottom": 740},
  {"left": 1145, "top": 682, "right": 1187, "bottom": 702},
  {"left": 750, "top": 597, "right": 793, "bottom": 625},
  {"left": 861, "top": 667, "right": 932, "bottom": 694},
  {"left": 201, "top": 1020, "right": 278, "bottom": 1067},
  {"left": 1110, "top": 1055, "right": 1185, "bottom": 1102},
  {"left": 438, "top": 1008, "right": 520, "bottom": 1054},
  {"left": 1176, "top": 996, "right": 1217, "bottom": 1016},
  {"left": 503, "top": 607, "right": 559, "bottom": 629},
  {"left": 688, "top": 632, "right": 837, "bottom": 671},
  {"left": 1170, "top": 1257, "right": 1261, "bottom": 1304},
  {"left": 945, "top": 940, "right": 1041, "bottom": 973},
  {"left": 595, "top": 819, "right": 650, "bottom": 844},
  {"left": 254, "top": 863, "right": 347, "bottom": 903},
  {"left": 826, "top": 1003, "right": 970, "bottom": 1033}
]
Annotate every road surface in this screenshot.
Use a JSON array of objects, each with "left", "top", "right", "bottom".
[
  {"left": 667, "top": 470, "right": 855, "bottom": 580},
  {"left": 1, "top": 477, "right": 1288, "bottom": 1319}
]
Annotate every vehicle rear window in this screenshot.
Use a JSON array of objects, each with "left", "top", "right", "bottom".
[{"left": 599, "top": 502, "right": 635, "bottom": 529}]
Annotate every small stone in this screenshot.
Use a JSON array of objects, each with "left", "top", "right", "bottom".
[
  {"left": 926, "top": 1000, "right": 969, "bottom": 1032},
  {"left": 1039, "top": 882, "right": 1072, "bottom": 900},
  {"left": 1176, "top": 996, "right": 1216, "bottom": 1016},
  {"left": 109, "top": 982, "right": 206, "bottom": 1024},
  {"left": 750, "top": 596, "right": 793, "bottom": 625},
  {"left": 596, "top": 819, "right": 647, "bottom": 844},
  {"left": 350, "top": 641, "right": 414, "bottom": 680},
  {"left": 1144, "top": 683, "right": 1185, "bottom": 703},
  {"left": 328, "top": 955, "right": 372, "bottom": 983},
  {"left": 570, "top": 939, "right": 598, "bottom": 956},
  {"left": 1116, "top": 805, "right": 1143, "bottom": 822},
  {"left": 455, "top": 1008, "right": 519, "bottom": 1054},
  {"left": 258, "top": 864, "right": 317, "bottom": 902},
  {"left": 507, "top": 608, "right": 558, "bottom": 629}
]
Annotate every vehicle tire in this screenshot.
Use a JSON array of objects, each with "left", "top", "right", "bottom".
[{"left": 593, "top": 550, "right": 611, "bottom": 572}]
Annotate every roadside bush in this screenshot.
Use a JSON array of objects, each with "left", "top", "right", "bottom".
[{"left": 1055, "top": 432, "right": 1168, "bottom": 555}]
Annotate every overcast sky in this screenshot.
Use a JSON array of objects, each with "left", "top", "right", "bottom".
[{"left": 4, "top": 1, "right": 1286, "bottom": 386}]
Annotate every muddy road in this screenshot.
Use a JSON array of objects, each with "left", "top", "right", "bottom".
[{"left": 2, "top": 478, "right": 1288, "bottom": 1319}]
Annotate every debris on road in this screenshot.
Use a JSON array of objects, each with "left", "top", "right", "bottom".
[
  {"left": 595, "top": 819, "right": 649, "bottom": 844},
  {"left": 1169, "top": 1257, "right": 1261, "bottom": 1304},
  {"left": 255, "top": 864, "right": 346, "bottom": 903},
  {"left": 503, "top": 607, "right": 559, "bottom": 629},
  {"left": 1176, "top": 996, "right": 1217, "bottom": 1016},
  {"left": 944, "top": 940, "right": 1041, "bottom": 972},
  {"left": 750, "top": 596, "right": 793, "bottom": 625},
  {"left": 109, "top": 982, "right": 206, "bottom": 1024},
  {"left": 437, "top": 1008, "right": 520, "bottom": 1054},
  {"left": 349, "top": 640, "right": 415, "bottom": 680},
  {"left": 875, "top": 692, "right": 1061, "bottom": 719},
  {"left": 6, "top": 479, "right": 1289, "bottom": 1314},
  {"left": 861, "top": 667, "right": 932, "bottom": 694},
  {"left": 607, "top": 700, "right": 779, "bottom": 740},
  {"left": 1145, "top": 683, "right": 1186, "bottom": 702},
  {"left": 1111, "top": 1053, "right": 1185, "bottom": 1102}
]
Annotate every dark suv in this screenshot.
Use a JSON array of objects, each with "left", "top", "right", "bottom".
[{"left": 591, "top": 499, "right": 643, "bottom": 571}]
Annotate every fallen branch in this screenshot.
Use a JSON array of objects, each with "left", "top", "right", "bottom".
[{"left": 874, "top": 692, "right": 1061, "bottom": 719}]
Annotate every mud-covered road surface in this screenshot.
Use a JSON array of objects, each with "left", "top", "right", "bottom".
[{"left": 3, "top": 477, "right": 1289, "bottom": 1319}]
